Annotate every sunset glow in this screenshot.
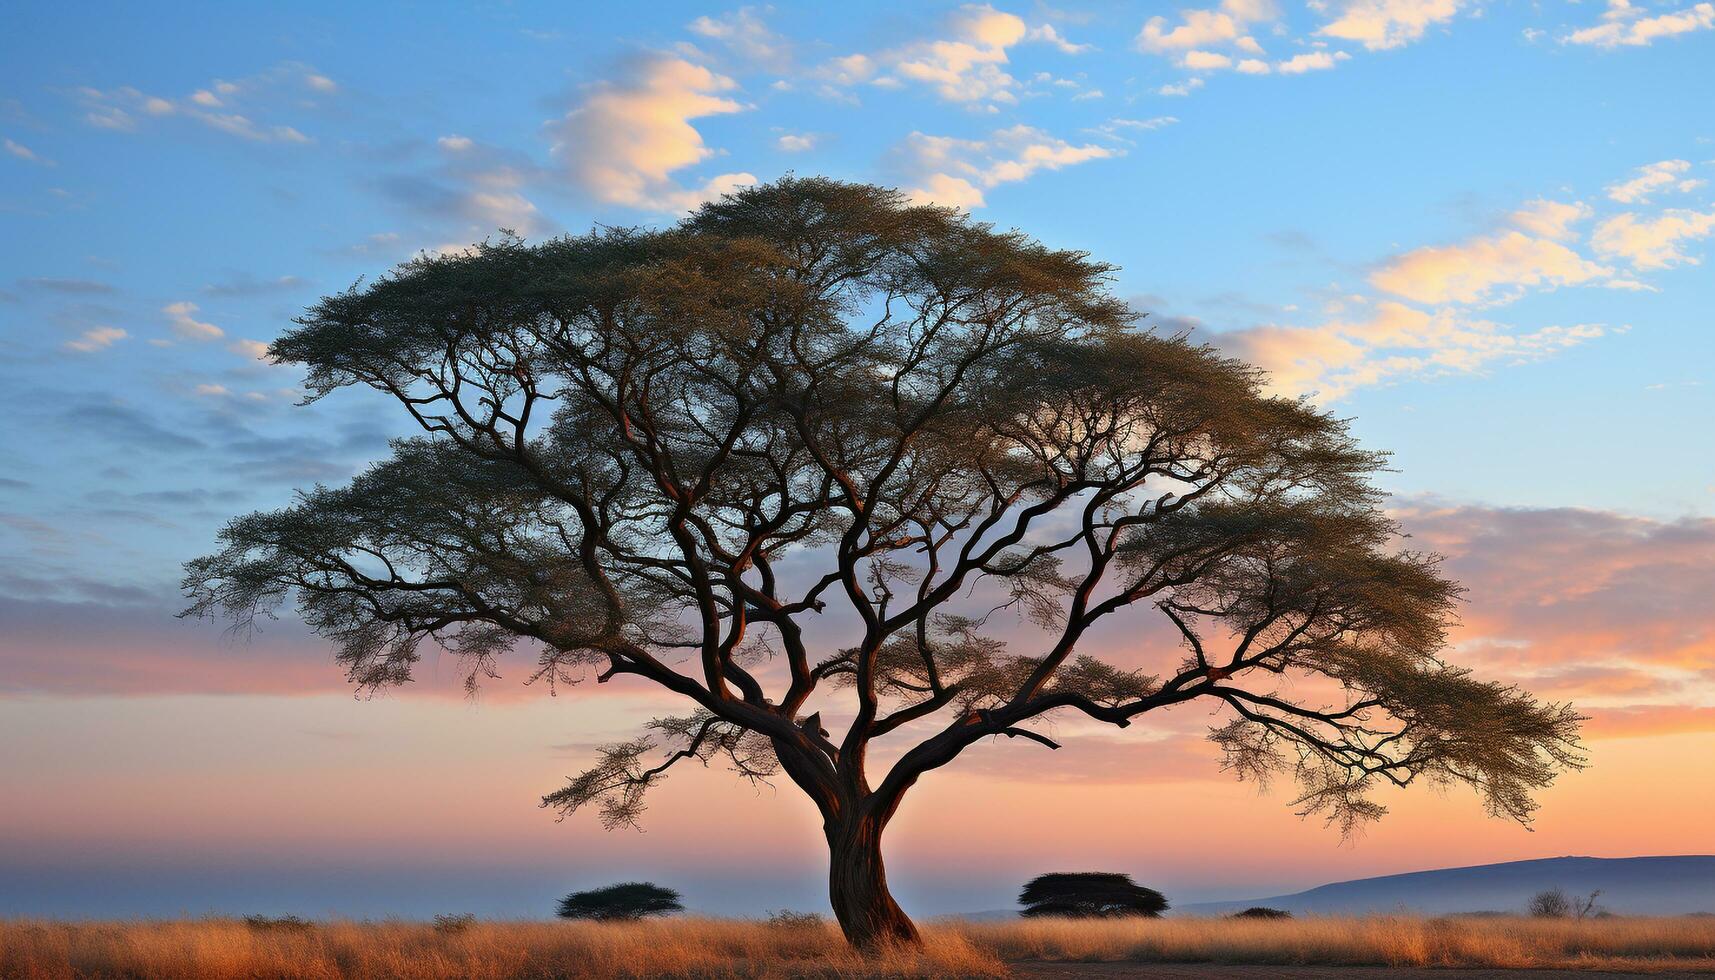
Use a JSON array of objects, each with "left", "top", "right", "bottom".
[{"left": 3, "top": 1, "right": 1712, "bottom": 924}]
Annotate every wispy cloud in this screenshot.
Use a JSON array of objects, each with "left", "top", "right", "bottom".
[
  {"left": 688, "top": 6, "right": 795, "bottom": 72},
  {"left": 376, "top": 137, "right": 547, "bottom": 237},
  {"left": 814, "top": 4, "right": 1086, "bottom": 110},
  {"left": 1564, "top": 0, "right": 1715, "bottom": 47},
  {"left": 63, "top": 326, "right": 127, "bottom": 353},
  {"left": 1592, "top": 208, "right": 1715, "bottom": 269},
  {"left": 163, "top": 301, "right": 224, "bottom": 342},
  {"left": 4, "top": 137, "right": 52, "bottom": 165},
  {"left": 899, "top": 124, "right": 1119, "bottom": 208},
  {"left": 19, "top": 277, "right": 116, "bottom": 295},
  {"left": 1204, "top": 191, "right": 1647, "bottom": 400},
  {"left": 549, "top": 55, "right": 755, "bottom": 213},
  {"left": 1605, "top": 159, "right": 1704, "bottom": 204},
  {"left": 73, "top": 62, "right": 333, "bottom": 144},
  {"left": 202, "top": 275, "right": 308, "bottom": 297},
  {"left": 1136, "top": 0, "right": 1277, "bottom": 54},
  {"left": 1315, "top": 0, "right": 1470, "bottom": 51},
  {"left": 1397, "top": 501, "right": 1715, "bottom": 688},
  {"left": 1369, "top": 214, "right": 1612, "bottom": 306},
  {"left": 1215, "top": 302, "right": 1610, "bottom": 401}
]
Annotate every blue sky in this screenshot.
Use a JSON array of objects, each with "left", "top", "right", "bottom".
[{"left": 3, "top": 1, "right": 1715, "bottom": 917}]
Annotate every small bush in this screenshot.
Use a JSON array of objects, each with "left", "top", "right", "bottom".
[
  {"left": 1529, "top": 888, "right": 1603, "bottom": 919},
  {"left": 1230, "top": 907, "right": 1292, "bottom": 919},
  {"left": 434, "top": 913, "right": 477, "bottom": 934},
  {"left": 243, "top": 914, "right": 312, "bottom": 931},
  {"left": 766, "top": 909, "right": 827, "bottom": 930}
]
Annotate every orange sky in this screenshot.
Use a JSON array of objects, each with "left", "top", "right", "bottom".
[{"left": 5, "top": 498, "right": 1715, "bottom": 916}]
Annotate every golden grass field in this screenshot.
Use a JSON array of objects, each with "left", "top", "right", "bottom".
[{"left": 5, "top": 914, "right": 1715, "bottom": 978}]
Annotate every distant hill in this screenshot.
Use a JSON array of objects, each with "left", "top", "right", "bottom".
[{"left": 1180, "top": 856, "right": 1715, "bottom": 916}]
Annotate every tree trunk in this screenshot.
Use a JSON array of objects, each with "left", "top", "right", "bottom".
[{"left": 826, "top": 812, "right": 919, "bottom": 949}]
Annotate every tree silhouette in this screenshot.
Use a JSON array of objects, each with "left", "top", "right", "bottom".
[
  {"left": 184, "top": 177, "right": 1586, "bottom": 949},
  {"left": 556, "top": 882, "right": 683, "bottom": 921},
  {"left": 1019, "top": 872, "right": 1167, "bottom": 918}
]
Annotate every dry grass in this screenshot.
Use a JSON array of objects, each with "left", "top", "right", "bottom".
[
  {"left": 950, "top": 914, "right": 1715, "bottom": 973},
  {"left": 0, "top": 917, "right": 1002, "bottom": 979},
  {"left": 3, "top": 915, "right": 1715, "bottom": 978}
]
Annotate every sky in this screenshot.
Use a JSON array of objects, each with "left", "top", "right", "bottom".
[{"left": 2, "top": 0, "right": 1714, "bottom": 919}]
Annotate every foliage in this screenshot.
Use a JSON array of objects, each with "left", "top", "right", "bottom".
[
  {"left": 184, "top": 177, "right": 1586, "bottom": 945},
  {"left": 1529, "top": 888, "right": 1603, "bottom": 920},
  {"left": 433, "top": 913, "right": 477, "bottom": 934},
  {"left": 1019, "top": 872, "right": 1169, "bottom": 918},
  {"left": 766, "top": 909, "right": 828, "bottom": 930},
  {"left": 556, "top": 882, "right": 684, "bottom": 921},
  {"left": 1230, "top": 907, "right": 1293, "bottom": 919},
  {"left": 242, "top": 914, "right": 312, "bottom": 931}
]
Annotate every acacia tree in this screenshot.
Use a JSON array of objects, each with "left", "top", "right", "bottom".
[
  {"left": 1019, "top": 872, "right": 1168, "bottom": 918},
  {"left": 184, "top": 178, "right": 1585, "bottom": 949}
]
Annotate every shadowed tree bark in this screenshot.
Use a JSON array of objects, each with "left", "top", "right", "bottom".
[{"left": 183, "top": 177, "right": 1585, "bottom": 950}]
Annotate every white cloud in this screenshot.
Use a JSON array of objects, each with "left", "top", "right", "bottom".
[
  {"left": 901, "top": 125, "right": 1120, "bottom": 208},
  {"left": 1236, "top": 57, "right": 1273, "bottom": 73},
  {"left": 816, "top": 5, "right": 1085, "bottom": 108},
  {"left": 194, "top": 384, "right": 232, "bottom": 398},
  {"left": 1027, "top": 23, "right": 1093, "bottom": 54},
  {"left": 1508, "top": 199, "right": 1593, "bottom": 241},
  {"left": 1217, "top": 302, "right": 1610, "bottom": 401},
  {"left": 1276, "top": 50, "right": 1352, "bottom": 73},
  {"left": 1182, "top": 49, "right": 1235, "bottom": 69},
  {"left": 816, "top": 53, "right": 877, "bottom": 88},
  {"left": 1592, "top": 209, "right": 1715, "bottom": 269},
  {"left": 63, "top": 326, "right": 127, "bottom": 353},
  {"left": 775, "top": 132, "right": 817, "bottom": 152},
  {"left": 1370, "top": 227, "right": 1612, "bottom": 305},
  {"left": 890, "top": 4, "right": 1029, "bottom": 105},
  {"left": 1564, "top": 0, "right": 1715, "bottom": 46},
  {"left": 163, "top": 301, "right": 224, "bottom": 341},
  {"left": 1605, "top": 159, "right": 1704, "bottom": 203},
  {"left": 1137, "top": 0, "right": 1278, "bottom": 52},
  {"left": 549, "top": 55, "right": 755, "bottom": 213},
  {"left": 1316, "top": 0, "right": 1467, "bottom": 50},
  {"left": 437, "top": 135, "right": 474, "bottom": 152},
  {"left": 1158, "top": 78, "right": 1207, "bottom": 95}
]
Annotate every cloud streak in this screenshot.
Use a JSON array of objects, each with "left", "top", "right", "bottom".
[
  {"left": 899, "top": 125, "right": 1121, "bottom": 208},
  {"left": 1564, "top": 0, "right": 1715, "bottom": 47}
]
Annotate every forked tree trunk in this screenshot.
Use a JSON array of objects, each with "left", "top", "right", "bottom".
[{"left": 826, "top": 811, "right": 919, "bottom": 949}]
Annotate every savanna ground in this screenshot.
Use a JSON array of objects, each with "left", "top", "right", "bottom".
[{"left": 5, "top": 915, "right": 1715, "bottom": 978}]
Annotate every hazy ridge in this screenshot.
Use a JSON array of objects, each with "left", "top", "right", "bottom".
[{"left": 958, "top": 856, "right": 1715, "bottom": 919}]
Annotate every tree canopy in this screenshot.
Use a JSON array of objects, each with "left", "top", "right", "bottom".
[
  {"left": 556, "top": 882, "right": 684, "bottom": 921},
  {"left": 1019, "top": 872, "right": 1169, "bottom": 918},
  {"left": 184, "top": 177, "right": 1585, "bottom": 947}
]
